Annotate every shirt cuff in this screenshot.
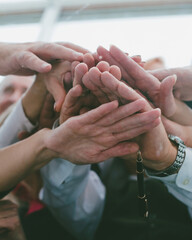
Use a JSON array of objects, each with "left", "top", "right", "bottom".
[
  {"left": 41, "top": 158, "right": 76, "bottom": 187},
  {"left": 0, "top": 99, "right": 36, "bottom": 147},
  {"left": 147, "top": 147, "right": 192, "bottom": 192},
  {"left": 175, "top": 147, "right": 192, "bottom": 191}
]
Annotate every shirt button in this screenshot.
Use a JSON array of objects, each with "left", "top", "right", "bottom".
[{"left": 183, "top": 179, "right": 190, "bottom": 185}]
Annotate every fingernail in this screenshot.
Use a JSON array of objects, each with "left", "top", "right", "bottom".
[
  {"left": 173, "top": 74, "right": 177, "bottom": 81},
  {"left": 54, "top": 102, "right": 58, "bottom": 111},
  {"left": 42, "top": 62, "right": 51, "bottom": 68},
  {"left": 74, "top": 52, "right": 83, "bottom": 60}
]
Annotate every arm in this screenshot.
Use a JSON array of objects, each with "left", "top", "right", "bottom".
[
  {"left": 0, "top": 42, "right": 89, "bottom": 112},
  {"left": 0, "top": 42, "right": 83, "bottom": 76},
  {"left": 1, "top": 82, "right": 151, "bottom": 192},
  {"left": 150, "top": 66, "right": 192, "bottom": 101}
]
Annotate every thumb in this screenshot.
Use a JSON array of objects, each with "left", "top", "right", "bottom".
[
  {"left": 44, "top": 76, "right": 66, "bottom": 112},
  {"left": 159, "top": 75, "right": 177, "bottom": 117},
  {"left": 17, "top": 51, "right": 51, "bottom": 73}
]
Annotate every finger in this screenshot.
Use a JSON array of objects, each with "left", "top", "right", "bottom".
[
  {"left": 101, "top": 71, "right": 141, "bottom": 102},
  {"left": 71, "top": 61, "right": 80, "bottom": 83},
  {"left": 16, "top": 51, "right": 52, "bottom": 73},
  {"left": 97, "top": 99, "right": 147, "bottom": 126},
  {"left": 32, "top": 43, "right": 84, "bottom": 61},
  {"left": 85, "top": 67, "right": 109, "bottom": 103},
  {"left": 97, "top": 46, "right": 131, "bottom": 81},
  {"left": 159, "top": 75, "right": 177, "bottom": 117},
  {"left": 101, "top": 71, "right": 146, "bottom": 107},
  {"left": 96, "top": 64, "right": 122, "bottom": 103},
  {"left": 78, "top": 100, "right": 119, "bottom": 125},
  {"left": 60, "top": 42, "right": 90, "bottom": 54},
  {"left": 44, "top": 75, "right": 66, "bottom": 112},
  {"left": 60, "top": 85, "right": 83, "bottom": 123},
  {"left": 63, "top": 71, "right": 72, "bottom": 92},
  {"left": 83, "top": 53, "right": 95, "bottom": 69},
  {"left": 96, "top": 61, "right": 110, "bottom": 72},
  {"left": 150, "top": 69, "right": 171, "bottom": 81},
  {"left": 97, "top": 142, "right": 139, "bottom": 162},
  {"left": 73, "top": 63, "right": 88, "bottom": 87},
  {"left": 114, "top": 117, "right": 161, "bottom": 142},
  {"left": 109, "top": 65, "right": 121, "bottom": 80},
  {"left": 109, "top": 45, "right": 160, "bottom": 91},
  {"left": 110, "top": 108, "right": 161, "bottom": 133},
  {"left": 131, "top": 55, "right": 142, "bottom": 64}
]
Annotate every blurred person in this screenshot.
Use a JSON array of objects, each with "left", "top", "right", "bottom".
[
  {"left": 0, "top": 75, "right": 33, "bottom": 126},
  {"left": 143, "top": 56, "right": 165, "bottom": 71}
]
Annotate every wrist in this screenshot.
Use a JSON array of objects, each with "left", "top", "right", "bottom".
[
  {"left": 145, "top": 135, "right": 186, "bottom": 177},
  {"left": 153, "top": 140, "right": 177, "bottom": 171},
  {"left": 22, "top": 77, "right": 47, "bottom": 124},
  {"left": 33, "top": 128, "right": 59, "bottom": 168}
]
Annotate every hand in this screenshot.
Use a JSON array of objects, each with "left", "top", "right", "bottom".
[
  {"left": 38, "top": 93, "right": 58, "bottom": 129},
  {"left": 42, "top": 53, "right": 96, "bottom": 112},
  {"left": 40, "top": 60, "right": 72, "bottom": 112},
  {"left": 0, "top": 42, "right": 84, "bottom": 76},
  {"left": 150, "top": 66, "right": 192, "bottom": 101},
  {"left": 85, "top": 69, "right": 177, "bottom": 171},
  {"left": 44, "top": 83, "right": 163, "bottom": 164},
  {"left": 97, "top": 45, "right": 177, "bottom": 117},
  {"left": 82, "top": 61, "right": 122, "bottom": 105}
]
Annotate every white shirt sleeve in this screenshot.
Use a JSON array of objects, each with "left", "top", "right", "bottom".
[
  {"left": 40, "top": 159, "right": 105, "bottom": 240},
  {"left": 148, "top": 147, "right": 192, "bottom": 217},
  {"left": 0, "top": 99, "right": 35, "bottom": 148}
]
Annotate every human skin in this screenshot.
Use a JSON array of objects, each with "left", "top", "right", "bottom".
[
  {"left": 150, "top": 66, "right": 192, "bottom": 101},
  {"left": 97, "top": 45, "right": 176, "bottom": 117},
  {"left": 97, "top": 45, "right": 192, "bottom": 127},
  {"left": 0, "top": 42, "right": 84, "bottom": 76},
  {"left": 162, "top": 116, "right": 192, "bottom": 148},
  {"left": 0, "top": 75, "right": 33, "bottom": 114},
  {"left": 1, "top": 62, "right": 156, "bottom": 192},
  {"left": 79, "top": 62, "right": 177, "bottom": 171},
  {"left": 0, "top": 42, "right": 89, "bottom": 112},
  {"left": 0, "top": 93, "right": 142, "bottom": 192}
]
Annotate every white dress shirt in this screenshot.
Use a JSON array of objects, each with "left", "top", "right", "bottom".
[{"left": 0, "top": 99, "right": 35, "bottom": 148}]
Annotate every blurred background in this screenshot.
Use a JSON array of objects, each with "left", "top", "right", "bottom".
[{"left": 1, "top": 0, "right": 192, "bottom": 81}]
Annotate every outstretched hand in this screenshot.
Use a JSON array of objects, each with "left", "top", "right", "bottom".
[
  {"left": 97, "top": 45, "right": 176, "bottom": 117},
  {"left": 150, "top": 66, "right": 192, "bottom": 101},
  {"left": 0, "top": 42, "right": 85, "bottom": 76}
]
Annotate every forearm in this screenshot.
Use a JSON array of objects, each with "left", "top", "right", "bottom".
[
  {"left": 22, "top": 74, "right": 47, "bottom": 124},
  {"left": 0, "top": 128, "right": 53, "bottom": 192},
  {"left": 168, "top": 99, "right": 192, "bottom": 126},
  {"left": 151, "top": 66, "right": 192, "bottom": 81},
  {"left": 0, "top": 42, "right": 16, "bottom": 75}
]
